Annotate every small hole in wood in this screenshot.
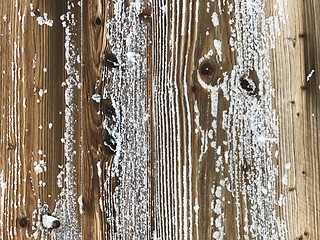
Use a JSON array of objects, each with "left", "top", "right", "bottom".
[
  {"left": 296, "top": 112, "right": 300, "bottom": 117},
  {"left": 298, "top": 33, "right": 306, "bottom": 38},
  {"left": 95, "top": 17, "right": 102, "bottom": 26},
  {"left": 104, "top": 53, "right": 119, "bottom": 69},
  {"left": 18, "top": 216, "right": 30, "bottom": 228},
  {"left": 51, "top": 220, "right": 61, "bottom": 229},
  {"left": 288, "top": 186, "right": 296, "bottom": 192},
  {"left": 304, "top": 231, "right": 309, "bottom": 237},
  {"left": 33, "top": 9, "right": 41, "bottom": 17},
  {"left": 7, "top": 143, "right": 15, "bottom": 150},
  {"left": 300, "top": 85, "right": 307, "bottom": 91},
  {"left": 199, "top": 62, "right": 214, "bottom": 77},
  {"left": 290, "top": 100, "right": 295, "bottom": 104},
  {"left": 302, "top": 170, "right": 306, "bottom": 175}
]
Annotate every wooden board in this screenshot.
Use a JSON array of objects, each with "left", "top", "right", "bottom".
[
  {"left": 272, "top": 0, "right": 320, "bottom": 239},
  {"left": 0, "top": 0, "right": 319, "bottom": 239},
  {"left": 0, "top": 0, "right": 65, "bottom": 238}
]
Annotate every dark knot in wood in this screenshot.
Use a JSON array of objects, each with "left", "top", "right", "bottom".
[
  {"left": 138, "top": 8, "right": 152, "bottom": 21},
  {"left": 51, "top": 220, "right": 61, "bottom": 229},
  {"left": 95, "top": 17, "right": 102, "bottom": 26},
  {"left": 18, "top": 216, "right": 30, "bottom": 228},
  {"left": 239, "top": 75, "right": 258, "bottom": 96},
  {"left": 7, "top": 143, "right": 15, "bottom": 150},
  {"left": 199, "top": 62, "right": 214, "bottom": 77}
]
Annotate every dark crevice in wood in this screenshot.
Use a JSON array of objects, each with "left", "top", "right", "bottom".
[
  {"left": 288, "top": 186, "right": 296, "bottom": 192},
  {"left": 103, "top": 134, "right": 117, "bottom": 155},
  {"left": 191, "top": 85, "right": 197, "bottom": 93},
  {"left": 7, "top": 143, "right": 15, "bottom": 150},
  {"left": 103, "top": 52, "right": 119, "bottom": 68},
  {"left": 101, "top": 99, "right": 117, "bottom": 155},
  {"left": 300, "top": 85, "right": 307, "bottom": 91},
  {"left": 103, "top": 105, "right": 116, "bottom": 117},
  {"left": 239, "top": 69, "right": 259, "bottom": 96},
  {"left": 33, "top": 9, "right": 41, "bottom": 17}
]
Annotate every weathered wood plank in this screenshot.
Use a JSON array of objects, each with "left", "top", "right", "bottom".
[
  {"left": 271, "top": 0, "right": 320, "bottom": 239},
  {"left": 80, "top": 0, "right": 109, "bottom": 239},
  {"left": 0, "top": 0, "right": 320, "bottom": 239},
  {"left": 0, "top": 0, "right": 65, "bottom": 239},
  {"left": 102, "top": 1, "right": 152, "bottom": 238},
  {"left": 151, "top": 0, "right": 289, "bottom": 239}
]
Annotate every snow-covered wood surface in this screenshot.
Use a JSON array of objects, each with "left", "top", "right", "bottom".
[{"left": 0, "top": 0, "right": 319, "bottom": 239}]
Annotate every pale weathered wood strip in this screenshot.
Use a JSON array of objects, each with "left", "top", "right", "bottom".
[{"left": 272, "top": 0, "right": 320, "bottom": 239}]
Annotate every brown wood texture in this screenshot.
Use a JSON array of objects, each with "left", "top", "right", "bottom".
[
  {"left": 273, "top": 0, "right": 320, "bottom": 239},
  {"left": 81, "top": 0, "right": 109, "bottom": 239},
  {"left": 0, "top": 0, "right": 319, "bottom": 239},
  {"left": 0, "top": 0, "right": 65, "bottom": 239}
]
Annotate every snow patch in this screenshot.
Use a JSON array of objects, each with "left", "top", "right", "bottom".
[
  {"left": 92, "top": 94, "right": 101, "bottom": 103},
  {"left": 36, "top": 13, "right": 53, "bottom": 27},
  {"left": 211, "top": 12, "right": 219, "bottom": 27},
  {"left": 306, "top": 69, "right": 315, "bottom": 81},
  {"left": 34, "top": 160, "right": 47, "bottom": 174}
]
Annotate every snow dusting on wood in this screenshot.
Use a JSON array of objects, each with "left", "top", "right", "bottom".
[
  {"left": 102, "top": 0, "right": 151, "bottom": 238},
  {"left": 4, "top": 0, "right": 320, "bottom": 239},
  {"left": 151, "top": 0, "right": 288, "bottom": 239},
  {"left": 51, "top": 1, "right": 81, "bottom": 239}
]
